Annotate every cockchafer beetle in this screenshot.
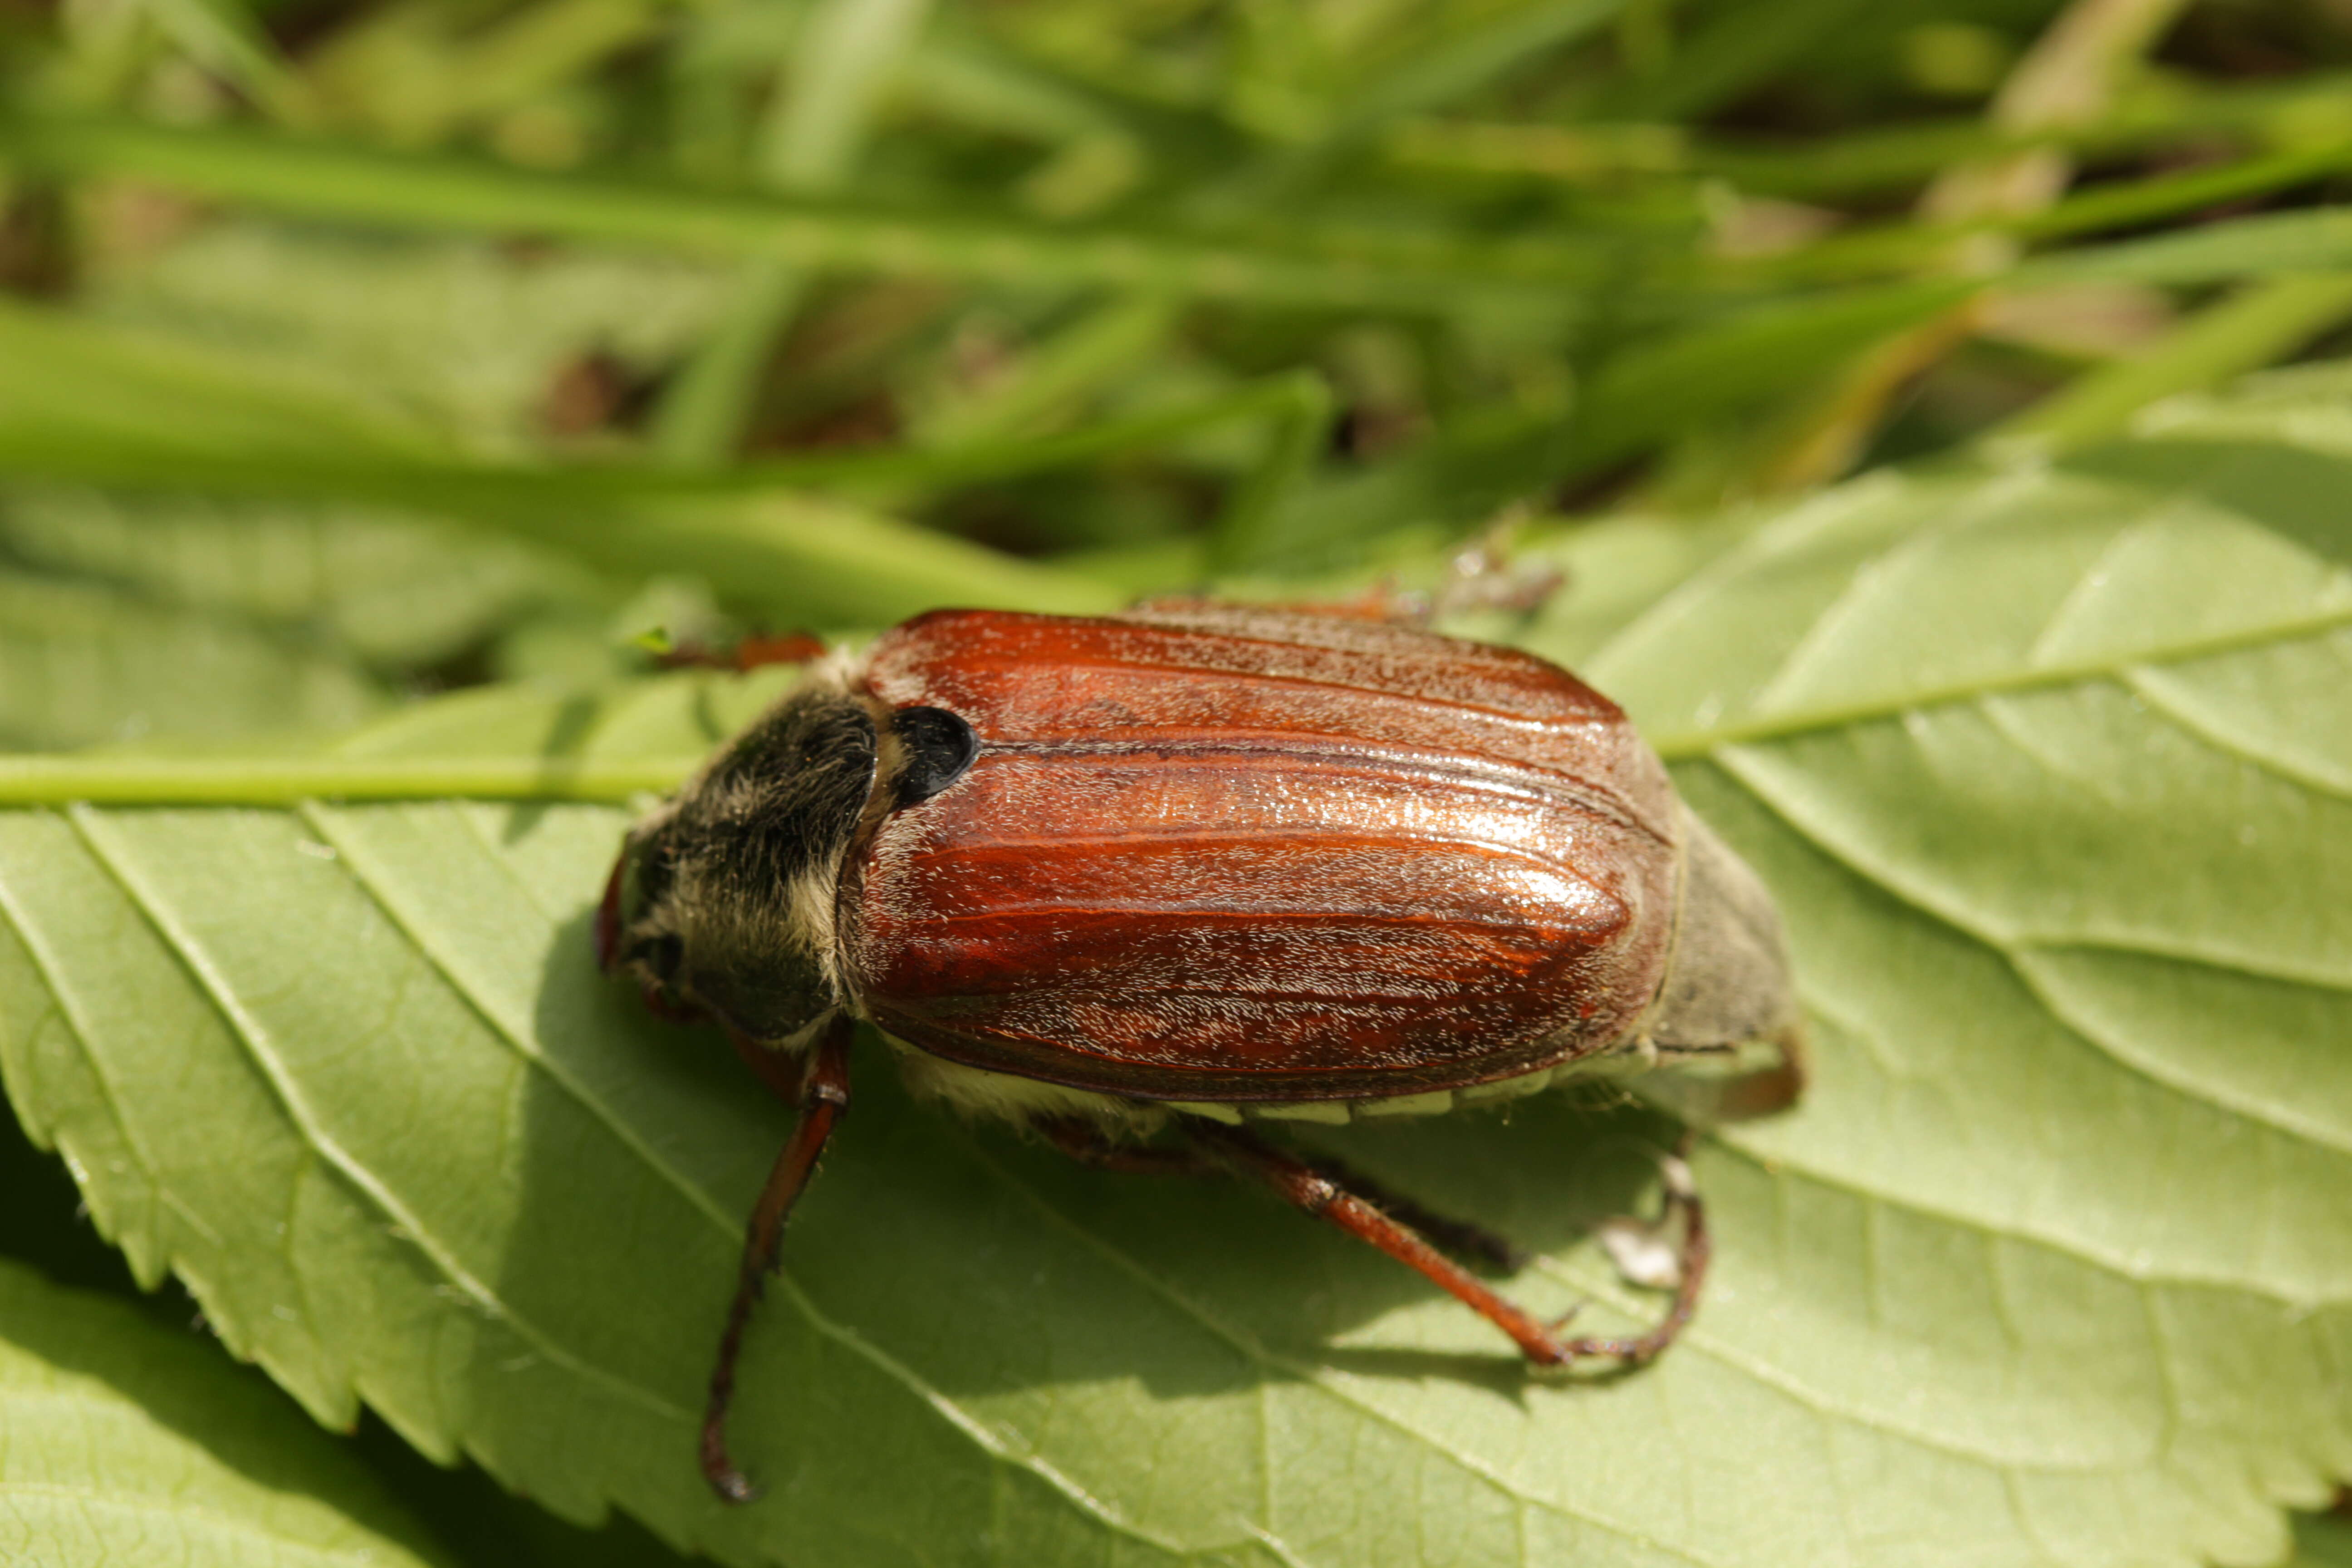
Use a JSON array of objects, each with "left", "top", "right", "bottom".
[{"left": 599, "top": 598, "right": 1804, "bottom": 1501}]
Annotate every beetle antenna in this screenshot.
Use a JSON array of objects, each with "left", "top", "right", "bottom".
[{"left": 701, "top": 1016, "right": 854, "bottom": 1503}]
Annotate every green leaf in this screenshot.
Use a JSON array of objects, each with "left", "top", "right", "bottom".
[
  {"left": 84, "top": 221, "right": 733, "bottom": 456},
  {"left": 0, "top": 1258, "right": 451, "bottom": 1568},
  {"left": 0, "top": 565, "right": 387, "bottom": 751},
  {"left": 2293, "top": 1510, "right": 2352, "bottom": 1568},
  {"left": 4, "top": 370, "right": 2351, "bottom": 1567},
  {"left": 0, "top": 488, "right": 601, "bottom": 671}
]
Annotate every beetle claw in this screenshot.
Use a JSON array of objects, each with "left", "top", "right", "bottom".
[{"left": 706, "top": 1462, "right": 763, "bottom": 1505}]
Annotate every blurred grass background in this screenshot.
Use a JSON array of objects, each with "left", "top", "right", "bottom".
[
  {"left": 4, "top": 0, "right": 2352, "bottom": 1556},
  {"left": 3, "top": 0, "right": 2352, "bottom": 753}
]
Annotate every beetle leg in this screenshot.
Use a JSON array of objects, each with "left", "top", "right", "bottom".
[
  {"left": 1037, "top": 1117, "right": 1222, "bottom": 1176},
  {"left": 702, "top": 1016, "right": 853, "bottom": 1504},
  {"left": 1552, "top": 1133, "right": 1709, "bottom": 1363},
  {"left": 1184, "top": 1119, "right": 1705, "bottom": 1369},
  {"left": 658, "top": 631, "right": 828, "bottom": 672},
  {"left": 1288, "top": 1151, "right": 1526, "bottom": 1274},
  {"left": 1132, "top": 585, "right": 1432, "bottom": 627},
  {"left": 1039, "top": 1119, "right": 1522, "bottom": 1272},
  {"left": 1429, "top": 524, "right": 1566, "bottom": 624},
  {"left": 727, "top": 1025, "right": 816, "bottom": 1106}
]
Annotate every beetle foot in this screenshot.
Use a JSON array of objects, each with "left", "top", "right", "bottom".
[
  {"left": 1597, "top": 1215, "right": 1684, "bottom": 1290},
  {"left": 1548, "top": 1140, "right": 1709, "bottom": 1366},
  {"left": 702, "top": 1451, "right": 763, "bottom": 1505}
]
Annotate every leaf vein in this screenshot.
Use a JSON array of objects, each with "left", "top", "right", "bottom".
[
  {"left": 301, "top": 801, "right": 737, "bottom": 1234},
  {"left": 1712, "top": 743, "right": 2352, "bottom": 1175},
  {"left": 295, "top": 804, "right": 1196, "bottom": 1553},
  {"left": 2126, "top": 663, "right": 2352, "bottom": 804},
  {"left": 61, "top": 804, "right": 695, "bottom": 1427},
  {"left": 950, "top": 1133, "right": 1744, "bottom": 1568},
  {"left": 1650, "top": 604, "right": 2352, "bottom": 759},
  {"left": 0, "top": 814, "right": 211, "bottom": 1270}
]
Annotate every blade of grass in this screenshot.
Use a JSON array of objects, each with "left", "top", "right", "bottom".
[
  {"left": 1211, "top": 0, "right": 1631, "bottom": 205},
  {"left": 1920, "top": 0, "right": 2195, "bottom": 238},
  {"left": 1599, "top": 0, "right": 1872, "bottom": 121},
  {"left": 1204, "top": 368, "right": 1334, "bottom": 571},
  {"left": 1390, "top": 70, "right": 2352, "bottom": 199},
  {"left": 1259, "top": 276, "right": 2023, "bottom": 560},
  {"left": 651, "top": 263, "right": 814, "bottom": 466},
  {"left": 651, "top": 0, "right": 932, "bottom": 468},
  {"left": 1987, "top": 273, "right": 2352, "bottom": 452},
  {"left": 2029, "top": 204, "right": 2352, "bottom": 284},
  {"left": 0, "top": 439, "right": 1122, "bottom": 622},
  {"left": 0, "top": 301, "right": 1394, "bottom": 614},
  {"left": 1264, "top": 191, "right": 2337, "bottom": 556},
  {"left": 1759, "top": 138, "right": 2352, "bottom": 284},
  {"left": 1715, "top": 0, "right": 2200, "bottom": 496},
  {"left": 0, "top": 111, "right": 1615, "bottom": 314},
  {"left": 137, "top": 0, "right": 314, "bottom": 124},
  {"left": 898, "top": 30, "right": 1151, "bottom": 215},
  {"left": 1317, "top": 0, "right": 1629, "bottom": 142},
  {"left": 0, "top": 296, "right": 1370, "bottom": 495},
  {"left": 2009, "top": 139, "right": 2352, "bottom": 242},
  {"left": 436, "top": 0, "right": 672, "bottom": 139},
  {"left": 912, "top": 294, "right": 1179, "bottom": 447}
]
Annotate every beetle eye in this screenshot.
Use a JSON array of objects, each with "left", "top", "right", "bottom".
[{"left": 893, "top": 706, "right": 978, "bottom": 805}]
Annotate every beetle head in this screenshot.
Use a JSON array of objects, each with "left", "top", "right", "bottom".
[
  {"left": 600, "top": 676, "right": 984, "bottom": 1044},
  {"left": 602, "top": 683, "right": 883, "bottom": 1043}
]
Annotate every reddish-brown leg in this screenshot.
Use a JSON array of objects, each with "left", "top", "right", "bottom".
[
  {"left": 1037, "top": 1117, "right": 1221, "bottom": 1176},
  {"left": 1136, "top": 528, "right": 1565, "bottom": 632},
  {"left": 702, "top": 1016, "right": 853, "bottom": 1503},
  {"left": 1291, "top": 1150, "right": 1527, "bottom": 1274},
  {"left": 1037, "top": 1118, "right": 1522, "bottom": 1272},
  {"left": 1551, "top": 1133, "right": 1707, "bottom": 1363},
  {"left": 1183, "top": 1119, "right": 1706, "bottom": 1368},
  {"left": 727, "top": 1028, "right": 813, "bottom": 1106},
  {"left": 658, "top": 631, "right": 828, "bottom": 672}
]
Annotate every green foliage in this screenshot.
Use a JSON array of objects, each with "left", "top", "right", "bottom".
[
  {"left": 2, "top": 0, "right": 2350, "bottom": 1562},
  {"left": 0, "top": 1259, "right": 451, "bottom": 1567},
  {"left": 2, "top": 386, "right": 2350, "bottom": 1567}
]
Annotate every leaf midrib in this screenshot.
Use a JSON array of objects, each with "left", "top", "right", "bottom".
[
  {"left": 0, "top": 600, "right": 2346, "bottom": 810},
  {"left": 1646, "top": 602, "right": 2352, "bottom": 759}
]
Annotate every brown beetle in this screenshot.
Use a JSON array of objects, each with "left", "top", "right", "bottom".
[{"left": 600, "top": 600, "right": 1803, "bottom": 1500}]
